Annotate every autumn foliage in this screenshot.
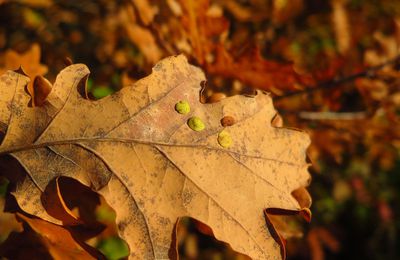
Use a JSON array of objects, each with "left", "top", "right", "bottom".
[{"left": 1, "top": 0, "right": 400, "bottom": 260}]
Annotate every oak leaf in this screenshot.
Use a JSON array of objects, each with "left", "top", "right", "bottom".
[{"left": 0, "top": 55, "right": 310, "bottom": 259}]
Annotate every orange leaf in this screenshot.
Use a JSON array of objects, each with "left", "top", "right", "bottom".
[
  {"left": 0, "top": 44, "right": 48, "bottom": 103},
  {"left": 207, "top": 45, "right": 315, "bottom": 94}
]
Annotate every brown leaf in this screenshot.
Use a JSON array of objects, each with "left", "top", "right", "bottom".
[
  {"left": 131, "top": 0, "right": 158, "bottom": 25},
  {"left": 331, "top": 0, "right": 351, "bottom": 55},
  {"left": 0, "top": 198, "right": 23, "bottom": 242},
  {"left": 220, "top": 0, "right": 268, "bottom": 22},
  {"left": 0, "top": 213, "right": 98, "bottom": 260},
  {"left": 145, "top": 0, "right": 313, "bottom": 94},
  {"left": 118, "top": 4, "right": 162, "bottom": 65},
  {"left": 207, "top": 45, "right": 315, "bottom": 94},
  {"left": 178, "top": 0, "right": 229, "bottom": 65},
  {"left": 41, "top": 177, "right": 83, "bottom": 226},
  {"left": 12, "top": 0, "right": 53, "bottom": 7},
  {"left": 307, "top": 227, "right": 340, "bottom": 260},
  {"left": 0, "top": 55, "right": 311, "bottom": 259},
  {"left": 272, "top": 0, "right": 304, "bottom": 24},
  {"left": 291, "top": 187, "right": 312, "bottom": 209},
  {"left": 33, "top": 75, "right": 52, "bottom": 106},
  {"left": 0, "top": 43, "right": 48, "bottom": 103}
]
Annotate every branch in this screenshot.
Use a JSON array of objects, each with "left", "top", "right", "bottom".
[
  {"left": 298, "top": 111, "right": 367, "bottom": 120},
  {"left": 275, "top": 55, "right": 400, "bottom": 100}
]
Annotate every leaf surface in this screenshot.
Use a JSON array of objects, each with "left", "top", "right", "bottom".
[{"left": 0, "top": 55, "right": 310, "bottom": 259}]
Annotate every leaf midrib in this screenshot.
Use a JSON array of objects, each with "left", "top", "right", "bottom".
[{"left": 0, "top": 137, "right": 304, "bottom": 168}]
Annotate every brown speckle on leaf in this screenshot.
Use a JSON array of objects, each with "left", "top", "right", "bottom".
[{"left": 221, "top": 115, "right": 235, "bottom": 127}]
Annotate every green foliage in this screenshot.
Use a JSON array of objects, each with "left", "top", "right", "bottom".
[
  {"left": 87, "top": 78, "right": 115, "bottom": 99},
  {"left": 96, "top": 237, "right": 129, "bottom": 260},
  {"left": 92, "top": 86, "right": 115, "bottom": 99},
  {"left": 0, "top": 177, "right": 9, "bottom": 198},
  {"left": 95, "top": 204, "right": 116, "bottom": 223}
]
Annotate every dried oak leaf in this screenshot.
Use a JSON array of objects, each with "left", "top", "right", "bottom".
[{"left": 0, "top": 55, "right": 310, "bottom": 259}]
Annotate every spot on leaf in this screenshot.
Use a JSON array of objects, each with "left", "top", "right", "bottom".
[
  {"left": 187, "top": 116, "right": 205, "bottom": 131},
  {"left": 218, "top": 130, "right": 233, "bottom": 148},
  {"left": 175, "top": 100, "right": 191, "bottom": 114},
  {"left": 221, "top": 116, "right": 235, "bottom": 127}
]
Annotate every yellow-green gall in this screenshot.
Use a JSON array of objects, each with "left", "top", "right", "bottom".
[
  {"left": 187, "top": 116, "right": 205, "bottom": 131},
  {"left": 217, "top": 130, "right": 233, "bottom": 148},
  {"left": 175, "top": 100, "right": 190, "bottom": 114}
]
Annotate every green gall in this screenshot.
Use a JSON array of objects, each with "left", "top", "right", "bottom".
[
  {"left": 187, "top": 116, "right": 205, "bottom": 131},
  {"left": 218, "top": 130, "right": 232, "bottom": 148},
  {"left": 175, "top": 100, "right": 190, "bottom": 114}
]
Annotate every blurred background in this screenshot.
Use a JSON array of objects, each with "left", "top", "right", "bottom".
[{"left": 0, "top": 0, "right": 399, "bottom": 259}]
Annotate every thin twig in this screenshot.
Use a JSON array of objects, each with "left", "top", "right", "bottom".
[
  {"left": 299, "top": 111, "right": 367, "bottom": 120},
  {"left": 275, "top": 55, "right": 400, "bottom": 100}
]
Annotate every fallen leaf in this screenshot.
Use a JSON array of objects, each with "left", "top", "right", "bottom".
[
  {"left": 272, "top": 0, "right": 304, "bottom": 25},
  {"left": 13, "top": 0, "right": 53, "bottom": 7},
  {"left": 220, "top": 0, "right": 268, "bottom": 22},
  {"left": 118, "top": 4, "right": 162, "bottom": 65},
  {"left": 0, "top": 198, "right": 23, "bottom": 243},
  {"left": 0, "top": 55, "right": 311, "bottom": 259},
  {"left": 0, "top": 43, "right": 48, "bottom": 103},
  {"left": 0, "top": 213, "right": 99, "bottom": 260},
  {"left": 331, "top": 0, "right": 351, "bottom": 54},
  {"left": 307, "top": 227, "right": 340, "bottom": 260},
  {"left": 131, "top": 0, "right": 158, "bottom": 25},
  {"left": 178, "top": 0, "right": 229, "bottom": 65},
  {"left": 207, "top": 45, "right": 316, "bottom": 94},
  {"left": 133, "top": 0, "right": 314, "bottom": 95}
]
